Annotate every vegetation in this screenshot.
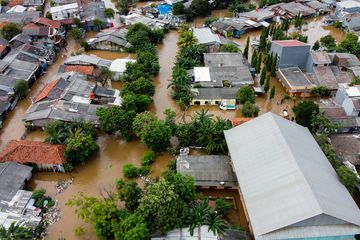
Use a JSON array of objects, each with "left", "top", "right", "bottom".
[
  {"left": 32, "top": 189, "right": 55, "bottom": 213},
  {"left": 98, "top": 68, "right": 114, "bottom": 86},
  {"left": 45, "top": 12, "right": 53, "bottom": 20},
  {"left": 178, "top": 30, "right": 198, "bottom": 48},
  {"left": 337, "top": 166, "right": 359, "bottom": 194},
  {"left": 313, "top": 40, "right": 320, "bottom": 50},
  {"left": 172, "top": 2, "right": 185, "bottom": 15},
  {"left": 350, "top": 76, "right": 360, "bottom": 86},
  {"left": 311, "top": 110, "right": 339, "bottom": 135},
  {"left": 260, "top": 67, "right": 266, "bottom": 86},
  {"left": 242, "top": 101, "right": 259, "bottom": 117},
  {"left": 293, "top": 101, "right": 319, "bottom": 132},
  {"left": 219, "top": 44, "right": 239, "bottom": 53},
  {"left": 104, "top": 8, "right": 115, "bottom": 19},
  {"left": 44, "top": 121, "right": 98, "bottom": 171},
  {"left": 229, "top": 0, "right": 256, "bottom": 13},
  {"left": 264, "top": 75, "right": 270, "bottom": 93},
  {"left": 188, "top": 0, "right": 212, "bottom": 17},
  {"left": 337, "top": 33, "right": 360, "bottom": 57},
  {"left": 70, "top": 28, "right": 83, "bottom": 40},
  {"left": 117, "top": 0, "right": 135, "bottom": 15},
  {"left": 215, "top": 198, "right": 232, "bottom": 219},
  {"left": 236, "top": 85, "right": 255, "bottom": 104},
  {"left": 92, "top": 18, "right": 104, "bottom": 31},
  {"left": 123, "top": 164, "right": 139, "bottom": 178},
  {"left": 14, "top": 80, "right": 29, "bottom": 99},
  {"left": 320, "top": 35, "right": 336, "bottom": 50},
  {"left": 204, "top": 16, "right": 218, "bottom": 27},
  {"left": 311, "top": 86, "right": 330, "bottom": 97},
  {"left": 0, "top": 222, "right": 35, "bottom": 240},
  {"left": 243, "top": 37, "right": 250, "bottom": 59},
  {"left": 0, "top": 22, "right": 21, "bottom": 40},
  {"left": 269, "top": 86, "right": 275, "bottom": 99}
]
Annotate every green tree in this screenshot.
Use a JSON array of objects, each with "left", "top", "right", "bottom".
[
  {"left": 293, "top": 101, "right": 319, "bottom": 131},
  {"left": 337, "top": 33, "right": 360, "bottom": 56},
  {"left": 189, "top": 0, "right": 212, "bottom": 17},
  {"left": 236, "top": 85, "right": 255, "bottom": 104},
  {"left": 123, "top": 164, "right": 139, "bottom": 178},
  {"left": 132, "top": 111, "right": 156, "bottom": 137},
  {"left": 269, "top": 85, "right": 275, "bottom": 99},
  {"left": 117, "top": 181, "right": 142, "bottom": 212},
  {"left": 122, "top": 93, "right": 152, "bottom": 113},
  {"left": 336, "top": 166, "right": 359, "bottom": 194},
  {"left": 72, "top": 17, "right": 82, "bottom": 27},
  {"left": 137, "top": 178, "right": 189, "bottom": 233},
  {"left": 96, "top": 106, "right": 136, "bottom": 139},
  {"left": 178, "top": 30, "right": 198, "bottom": 48},
  {"left": 320, "top": 35, "right": 336, "bottom": 49},
  {"left": 204, "top": 16, "right": 218, "bottom": 27},
  {"left": 350, "top": 76, "right": 360, "bottom": 86},
  {"left": 162, "top": 171, "right": 196, "bottom": 203},
  {"left": 13, "top": 80, "right": 29, "bottom": 99},
  {"left": 0, "top": 222, "right": 35, "bottom": 240},
  {"left": 259, "top": 28, "right": 268, "bottom": 51},
  {"left": 141, "top": 150, "right": 155, "bottom": 166},
  {"left": 260, "top": 67, "right": 266, "bottom": 86},
  {"left": 270, "top": 53, "right": 277, "bottom": 77},
  {"left": 140, "top": 120, "right": 171, "bottom": 151},
  {"left": 311, "top": 85, "right": 330, "bottom": 97},
  {"left": 219, "top": 44, "right": 239, "bottom": 52},
  {"left": 114, "top": 214, "right": 149, "bottom": 240},
  {"left": 310, "top": 110, "right": 339, "bottom": 135},
  {"left": 243, "top": 36, "right": 250, "bottom": 59},
  {"left": 250, "top": 50, "right": 258, "bottom": 68},
  {"left": 294, "top": 14, "right": 303, "bottom": 29},
  {"left": 172, "top": 2, "right": 185, "bottom": 15},
  {"left": 98, "top": 67, "right": 114, "bottom": 86},
  {"left": 104, "top": 8, "right": 115, "bottom": 19},
  {"left": 45, "top": 12, "right": 53, "bottom": 20},
  {"left": 0, "top": 22, "right": 21, "bottom": 40},
  {"left": 264, "top": 75, "right": 270, "bottom": 93},
  {"left": 65, "top": 131, "right": 99, "bottom": 166},
  {"left": 117, "top": 0, "right": 135, "bottom": 15},
  {"left": 92, "top": 18, "right": 104, "bottom": 31},
  {"left": 205, "top": 211, "right": 228, "bottom": 236},
  {"left": 70, "top": 28, "right": 83, "bottom": 40},
  {"left": 313, "top": 40, "right": 320, "bottom": 50},
  {"left": 255, "top": 53, "right": 262, "bottom": 73},
  {"left": 215, "top": 198, "right": 232, "bottom": 218},
  {"left": 242, "top": 101, "right": 259, "bottom": 117}
]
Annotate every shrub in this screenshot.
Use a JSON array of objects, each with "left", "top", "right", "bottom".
[
  {"left": 32, "top": 189, "right": 45, "bottom": 200},
  {"left": 138, "top": 166, "right": 150, "bottom": 176},
  {"left": 236, "top": 85, "right": 255, "bottom": 104},
  {"left": 123, "top": 164, "right": 139, "bottom": 178},
  {"left": 215, "top": 198, "right": 232, "bottom": 218},
  {"left": 336, "top": 166, "right": 359, "bottom": 194},
  {"left": 142, "top": 151, "right": 155, "bottom": 166},
  {"left": 242, "top": 101, "right": 259, "bottom": 117}
]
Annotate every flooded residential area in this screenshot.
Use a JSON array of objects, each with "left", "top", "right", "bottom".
[{"left": 0, "top": 0, "right": 360, "bottom": 239}]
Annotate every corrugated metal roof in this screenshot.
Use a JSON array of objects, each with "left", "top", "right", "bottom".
[{"left": 224, "top": 112, "right": 360, "bottom": 239}]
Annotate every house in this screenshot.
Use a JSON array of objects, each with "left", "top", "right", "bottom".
[
  {"left": 23, "top": 0, "right": 44, "bottom": 7},
  {"left": 191, "top": 53, "right": 253, "bottom": 88},
  {"left": 335, "top": 84, "right": 360, "bottom": 117},
  {"left": 6, "top": 43, "right": 54, "bottom": 66},
  {"left": 277, "top": 67, "right": 316, "bottom": 97},
  {"left": 79, "top": 1, "right": 110, "bottom": 31},
  {"left": 0, "top": 162, "right": 32, "bottom": 202},
  {"left": 120, "top": 13, "right": 170, "bottom": 29},
  {"left": 109, "top": 58, "right": 136, "bottom": 79},
  {"left": 271, "top": 40, "right": 311, "bottom": 70},
  {"left": 64, "top": 54, "right": 112, "bottom": 68},
  {"left": 6, "top": 5, "right": 27, "bottom": 13},
  {"left": 0, "top": 11, "right": 40, "bottom": 24},
  {"left": 50, "top": 3, "right": 79, "bottom": 21},
  {"left": 0, "top": 140, "right": 66, "bottom": 172},
  {"left": 210, "top": 18, "right": 260, "bottom": 38},
  {"left": 330, "top": 134, "right": 360, "bottom": 168},
  {"left": 23, "top": 73, "right": 121, "bottom": 127},
  {"left": 303, "top": 0, "right": 330, "bottom": 14},
  {"left": 191, "top": 28, "right": 221, "bottom": 52},
  {"left": 190, "top": 88, "right": 238, "bottom": 107},
  {"left": 237, "top": 8, "right": 275, "bottom": 23},
  {"left": 64, "top": 65, "right": 96, "bottom": 77},
  {"left": 0, "top": 163, "right": 41, "bottom": 230},
  {"left": 224, "top": 112, "right": 360, "bottom": 240},
  {"left": 335, "top": 0, "right": 360, "bottom": 19},
  {"left": 330, "top": 52, "right": 360, "bottom": 78},
  {"left": 0, "top": 38, "right": 9, "bottom": 59},
  {"left": 270, "top": 2, "right": 316, "bottom": 19},
  {"left": 176, "top": 155, "right": 238, "bottom": 189},
  {"left": 87, "top": 28, "right": 131, "bottom": 51}
]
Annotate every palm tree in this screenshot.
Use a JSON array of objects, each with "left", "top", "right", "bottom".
[
  {"left": 177, "top": 31, "right": 198, "bottom": 48},
  {"left": 104, "top": 8, "right": 115, "bottom": 19},
  {"left": 188, "top": 198, "right": 211, "bottom": 240},
  {"left": 205, "top": 211, "right": 228, "bottom": 236},
  {"left": 0, "top": 222, "right": 35, "bottom": 240}
]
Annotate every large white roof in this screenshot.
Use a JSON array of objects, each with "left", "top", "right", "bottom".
[
  {"left": 50, "top": 2, "right": 78, "bottom": 13},
  {"left": 192, "top": 28, "right": 221, "bottom": 45},
  {"left": 224, "top": 112, "right": 360, "bottom": 240},
  {"left": 194, "top": 67, "right": 211, "bottom": 82},
  {"left": 109, "top": 58, "right": 136, "bottom": 73}
]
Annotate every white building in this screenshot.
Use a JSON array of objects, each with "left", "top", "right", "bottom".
[
  {"left": 224, "top": 112, "right": 360, "bottom": 240},
  {"left": 109, "top": 58, "right": 136, "bottom": 80},
  {"left": 335, "top": 84, "right": 360, "bottom": 117},
  {"left": 50, "top": 3, "right": 79, "bottom": 20}
]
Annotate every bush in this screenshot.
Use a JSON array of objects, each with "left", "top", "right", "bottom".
[
  {"left": 237, "top": 86, "right": 255, "bottom": 104},
  {"left": 219, "top": 44, "right": 239, "bottom": 53},
  {"left": 138, "top": 166, "right": 150, "bottom": 176},
  {"left": 80, "top": 41, "right": 90, "bottom": 51},
  {"left": 215, "top": 198, "right": 232, "bottom": 218},
  {"left": 70, "top": 28, "right": 83, "bottom": 40},
  {"left": 14, "top": 80, "right": 29, "bottom": 99},
  {"left": 0, "top": 22, "right": 21, "bottom": 40},
  {"left": 142, "top": 151, "right": 155, "bottom": 166},
  {"left": 123, "top": 164, "right": 139, "bottom": 178},
  {"left": 32, "top": 189, "right": 45, "bottom": 200},
  {"left": 336, "top": 166, "right": 359, "bottom": 194},
  {"left": 242, "top": 101, "right": 259, "bottom": 117}
]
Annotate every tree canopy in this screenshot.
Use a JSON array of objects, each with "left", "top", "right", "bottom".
[
  {"left": 293, "top": 101, "right": 319, "bottom": 131},
  {"left": 236, "top": 85, "right": 255, "bottom": 104},
  {"left": 0, "top": 22, "right": 21, "bottom": 40}
]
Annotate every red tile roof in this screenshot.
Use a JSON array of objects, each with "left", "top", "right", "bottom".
[
  {"left": 0, "top": 45, "right": 7, "bottom": 54},
  {"left": 65, "top": 65, "right": 95, "bottom": 75},
  {"left": 0, "top": 140, "right": 65, "bottom": 165},
  {"left": 231, "top": 118, "right": 253, "bottom": 127},
  {"left": 8, "top": 0, "right": 23, "bottom": 7},
  {"left": 34, "top": 79, "right": 59, "bottom": 103},
  {"left": 33, "top": 17, "right": 62, "bottom": 29},
  {"left": 273, "top": 40, "right": 307, "bottom": 47}
]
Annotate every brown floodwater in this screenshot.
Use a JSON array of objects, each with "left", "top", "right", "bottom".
[{"left": 0, "top": 13, "right": 340, "bottom": 239}]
